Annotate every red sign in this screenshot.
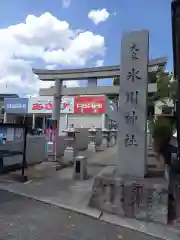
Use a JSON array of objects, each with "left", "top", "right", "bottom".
[
  {"left": 32, "top": 103, "right": 52, "bottom": 111},
  {"left": 74, "top": 96, "right": 106, "bottom": 114},
  {"left": 31, "top": 103, "right": 70, "bottom": 111}
]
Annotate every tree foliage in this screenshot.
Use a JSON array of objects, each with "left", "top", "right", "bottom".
[
  {"left": 113, "top": 70, "right": 178, "bottom": 102},
  {"left": 112, "top": 70, "right": 178, "bottom": 118},
  {"left": 155, "top": 70, "right": 177, "bottom": 102}
]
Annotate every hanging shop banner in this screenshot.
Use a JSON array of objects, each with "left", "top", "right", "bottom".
[
  {"left": 74, "top": 95, "right": 106, "bottom": 114},
  {"left": 4, "top": 98, "right": 28, "bottom": 114},
  {"left": 28, "top": 96, "right": 74, "bottom": 114}
]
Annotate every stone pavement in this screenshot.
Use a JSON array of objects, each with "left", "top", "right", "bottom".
[
  {"left": 86, "top": 146, "right": 160, "bottom": 168},
  {"left": 87, "top": 146, "right": 117, "bottom": 166},
  {"left": 0, "top": 189, "right": 163, "bottom": 240},
  {"left": 0, "top": 147, "right": 179, "bottom": 239}
]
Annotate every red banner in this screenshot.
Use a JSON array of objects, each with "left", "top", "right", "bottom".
[{"left": 74, "top": 96, "right": 106, "bottom": 114}]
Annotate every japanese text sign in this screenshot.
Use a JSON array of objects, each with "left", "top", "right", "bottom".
[
  {"left": 117, "top": 30, "right": 149, "bottom": 177},
  {"left": 4, "top": 98, "right": 28, "bottom": 114},
  {"left": 74, "top": 95, "right": 106, "bottom": 114},
  {"left": 28, "top": 96, "right": 74, "bottom": 114}
]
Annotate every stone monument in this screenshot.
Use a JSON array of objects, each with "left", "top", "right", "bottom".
[
  {"left": 117, "top": 30, "right": 148, "bottom": 177},
  {"left": 89, "top": 30, "right": 169, "bottom": 225}
]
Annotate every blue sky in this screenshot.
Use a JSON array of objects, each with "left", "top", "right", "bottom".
[{"left": 0, "top": 0, "right": 173, "bottom": 94}]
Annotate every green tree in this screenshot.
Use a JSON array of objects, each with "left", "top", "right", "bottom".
[
  {"left": 112, "top": 70, "right": 178, "bottom": 117},
  {"left": 155, "top": 70, "right": 177, "bottom": 102},
  {"left": 113, "top": 70, "right": 178, "bottom": 102}
]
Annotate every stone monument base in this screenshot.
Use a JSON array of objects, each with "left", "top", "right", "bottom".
[
  {"left": 100, "top": 137, "right": 108, "bottom": 150},
  {"left": 88, "top": 142, "right": 96, "bottom": 153},
  {"left": 89, "top": 166, "right": 168, "bottom": 225},
  {"left": 64, "top": 147, "right": 75, "bottom": 163}
]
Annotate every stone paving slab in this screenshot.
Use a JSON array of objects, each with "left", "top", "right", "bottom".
[{"left": 86, "top": 146, "right": 160, "bottom": 169}]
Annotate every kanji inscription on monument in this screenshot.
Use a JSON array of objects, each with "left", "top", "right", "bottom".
[{"left": 117, "top": 30, "right": 149, "bottom": 177}]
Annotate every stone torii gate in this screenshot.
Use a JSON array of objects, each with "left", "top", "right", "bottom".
[{"left": 32, "top": 57, "right": 166, "bottom": 125}]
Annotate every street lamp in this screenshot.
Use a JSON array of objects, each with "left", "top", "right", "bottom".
[{"left": 171, "top": 0, "right": 180, "bottom": 158}]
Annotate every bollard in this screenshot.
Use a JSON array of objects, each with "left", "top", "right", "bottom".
[{"left": 73, "top": 155, "right": 88, "bottom": 180}]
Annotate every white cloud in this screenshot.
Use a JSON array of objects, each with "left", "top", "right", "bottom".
[
  {"left": 88, "top": 8, "right": 110, "bottom": 25},
  {"left": 44, "top": 31, "right": 105, "bottom": 66},
  {"left": 0, "top": 12, "right": 105, "bottom": 96},
  {"left": 95, "top": 60, "right": 104, "bottom": 67},
  {"left": 62, "top": 0, "right": 71, "bottom": 8}
]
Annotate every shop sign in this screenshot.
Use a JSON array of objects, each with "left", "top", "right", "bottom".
[
  {"left": 28, "top": 96, "right": 74, "bottom": 114},
  {"left": 4, "top": 98, "right": 28, "bottom": 114},
  {"left": 74, "top": 95, "right": 106, "bottom": 114}
]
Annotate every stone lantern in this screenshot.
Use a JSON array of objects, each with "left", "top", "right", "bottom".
[
  {"left": 88, "top": 126, "right": 98, "bottom": 152},
  {"left": 63, "top": 125, "right": 79, "bottom": 163},
  {"left": 101, "top": 128, "right": 110, "bottom": 149},
  {"left": 109, "top": 128, "right": 117, "bottom": 147}
]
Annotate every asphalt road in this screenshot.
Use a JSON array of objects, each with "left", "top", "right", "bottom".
[{"left": 0, "top": 189, "right": 162, "bottom": 240}]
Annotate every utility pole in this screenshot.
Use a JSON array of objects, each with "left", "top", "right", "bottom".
[{"left": 172, "top": 0, "right": 180, "bottom": 159}]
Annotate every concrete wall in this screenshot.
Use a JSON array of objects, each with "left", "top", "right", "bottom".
[
  {"left": 68, "top": 115, "right": 102, "bottom": 128},
  {"left": 56, "top": 127, "right": 102, "bottom": 155},
  {"left": 0, "top": 128, "right": 102, "bottom": 167},
  {"left": 0, "top": 136, "right": 46, "bottom": 167},
  {"left": 26, "top": 136, "right": 46, "bottom": 164}
]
